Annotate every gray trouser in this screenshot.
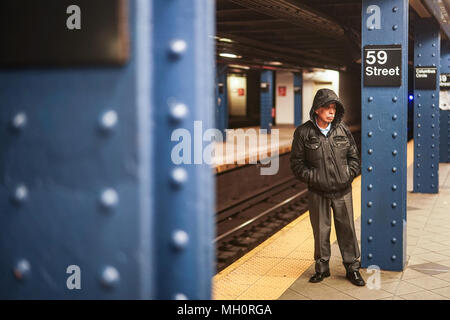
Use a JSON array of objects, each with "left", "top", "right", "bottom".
[{"left": 308, "top": 190, "right": 361, "bottom": 273}]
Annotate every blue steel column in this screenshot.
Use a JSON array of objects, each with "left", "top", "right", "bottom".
[
  {"left": 0, "top": 0, "right": 153, "bottom": 299},
  {"left": 414, "top": 19, "right": 440, "bottom": 193},
  {"left": 215, "top": 64, "right": 228, "bottom": 137},
  {"left": 260, "top": 70, "right": 274, "bottom": 133},
  {"left": 294, "top": 72, "right": 303, "bottom": 127},
  {"left": 361, "top": 0, "right": 408, "bottom": 271},
  {"left": 440, "top": 41, "right": 450, "bottom": 163},
  {"left": 153, "top": 0, "right": 215, "bottom": 299}
]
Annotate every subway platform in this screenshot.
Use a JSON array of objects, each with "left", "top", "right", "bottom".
[
  {"left": 213, "top": 125, "right": 296, "bottom": 174},
  {"left": 213, "top": 140, "right": 450, "bottom": 300}
]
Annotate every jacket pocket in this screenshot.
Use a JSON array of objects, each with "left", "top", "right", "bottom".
[
  {"left": 332, "top": 135, "right": 350, "bottom": 147},
  {"left": 332, "top": 135, "right": 350, "bottom": 161},
  {"left": 342, "top": 164, "right": 352, "bottom": 185},
  {"left": 305, "top": 138, "right": 322, "bottom": 164}
]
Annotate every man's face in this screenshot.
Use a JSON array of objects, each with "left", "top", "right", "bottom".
[{"left": 315, "top": 103, "right": 336, "bottom": 124}]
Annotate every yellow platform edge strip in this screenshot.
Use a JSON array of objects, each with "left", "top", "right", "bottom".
[{"left": 213, "top": 140, "right": 414, "bottom": 300}]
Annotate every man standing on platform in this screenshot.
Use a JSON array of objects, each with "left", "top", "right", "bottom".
[{"left": 290, "top": 88, "right": 365, "bottom": 286}]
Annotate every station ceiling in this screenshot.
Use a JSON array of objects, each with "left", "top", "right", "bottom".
[{"left": 215, "top": 0, "right": 428, "bottom": 73}]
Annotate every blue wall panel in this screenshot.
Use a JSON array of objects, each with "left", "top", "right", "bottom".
[
  {"left": 361, "top": 0, "right": 408, "bottom": 271},
  {"left": 294, "top": 72, "right": 303, "bottom": 127},
  {"left": 440, "top": 41, "right": 450, "bottom": 163},
  {"left": 153, "top": 0, "right": 215, "bottom": 300},
  {"left": 215, "top": 64, "right": 228, "bottom": 137},
  {"left": 260, "top": 70, "right": 273, "bottom": 133},
  {"left": 0, "top": 0, "right": 147, "bottom": 299},
  {"left": 413, "top": 19, "right": 440, "bottom": 193}
]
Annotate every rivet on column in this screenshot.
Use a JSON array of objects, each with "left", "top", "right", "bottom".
[
  {"left": 99, "top": 110, "right": 118, "bottom": 133},
  {"left": 169, "top": 39, "right": 188, "bottom": 58},
  {"left": 169, "top": 103, "right": 189, "bottom": 123},
  {"left": 172, "top": 230, "right": 189, "bottom": 251},
  {"left": 100, "top": 188, "right": 119, "bottom": 211},
  {"left": 13, "top": 259, "right": 31, "bottom": 281},
  {"left": 171, "top": 167, "right": 188, "bottom": 188},
  {"left": 11, "top": 184, "right": 28, "bottom": 205},
  {"left": 100, "top": 266, "right": 120, "bottom": 289},
  {"left": 10, "top": 112, "right": 27, "bottom": 133}
]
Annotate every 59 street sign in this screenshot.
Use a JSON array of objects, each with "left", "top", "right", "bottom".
[{"left": 363, "top": 44, "right": 402, "bottom": 87}]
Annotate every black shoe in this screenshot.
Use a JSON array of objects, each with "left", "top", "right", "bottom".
[
  {"left": 309, "top": 271, "right": 330, "bottom": 283},
  {"left": 346, "top": 270, "right": 365, "bottom": 286}
]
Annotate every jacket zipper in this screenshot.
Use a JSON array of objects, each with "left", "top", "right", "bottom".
[
  {"left": 325, "top": 129, "right": 344, "bottom": 183},
  {"left": 312, "top": 120, "right": 343, "bottom": 184}
]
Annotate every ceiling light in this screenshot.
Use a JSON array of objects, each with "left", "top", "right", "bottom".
[
  {"left": 266, "top": 61, "right": 283, "bottom": 66},
  {"left": 228, "top": 64, "right": 250, "bottom": 70},
  {"left": 219, "top": 53, "right": 241, "bottom": 59}
]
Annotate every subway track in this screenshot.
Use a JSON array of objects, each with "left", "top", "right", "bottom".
[
  {"left": 215, "top": 177, "right": 309, "bottom": 272},
  {"left": 214, "top": 153, "right": 309, "bottom": 272}
]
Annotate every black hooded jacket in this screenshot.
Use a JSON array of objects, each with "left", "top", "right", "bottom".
[{"left": 290, "top": 88, "right": 361, "bottom": 198}]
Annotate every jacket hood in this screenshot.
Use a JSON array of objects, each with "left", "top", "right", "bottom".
[{"left": 309, "top": 88, "right": 345, "bottom": 126}]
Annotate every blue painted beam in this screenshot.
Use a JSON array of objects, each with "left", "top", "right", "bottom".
[
  {"left": 215, "top": 64, "right": 228, "bottom": 137},
  {"left": 440, "top": 40, "right": 450, "bottom": 163},
  {"left": 294, "top": 72, "right": 303, "bottom": 127},
  {"left": 260, "top": 70, "right": 274, "bottom": 133},
  {"left": 361, "top": 0, "right": 408, "bottom": 271},
  {"left": 153, "top": 0, "right": 215, "bottom": 299},
  {"left": 413, "top": 19, "right": 440, "bottom": 193},
  {"left": 0, "top": 0, "right": 152, "bottom": 299}
]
